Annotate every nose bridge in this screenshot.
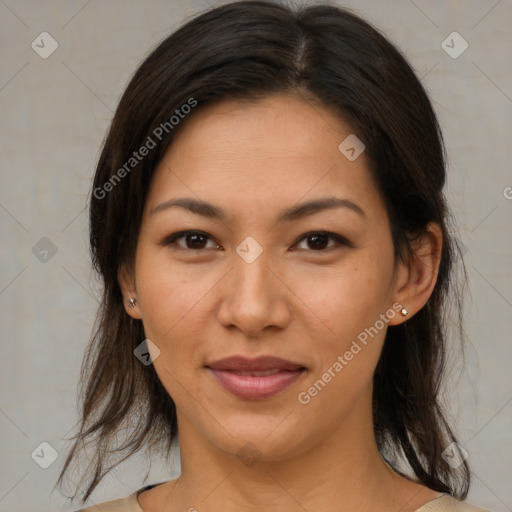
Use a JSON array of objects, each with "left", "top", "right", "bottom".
[
  {"left": 232, "top": 236, "right": 274, "bottom": 302},
  {"left": 217, "top": 236, "right": 290, "bottom": 334}
]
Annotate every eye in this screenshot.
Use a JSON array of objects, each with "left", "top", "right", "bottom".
[
  {"left": 161, "top": 230, "right": 351, "bottom": 252},
  {"left": 162, "top": 230, "right": 221, "bottom": 250},
  {"left": 292, "top": 231, "right": 351, "bottom": 252}
]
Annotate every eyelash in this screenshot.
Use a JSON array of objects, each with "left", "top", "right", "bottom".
[{"left": 161, "top": 230, "right": 352, "bottom": 252}]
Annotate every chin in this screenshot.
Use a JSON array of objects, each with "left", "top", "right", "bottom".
[{"left": 197, "top": 413, "right": 315, "bottom": 464}]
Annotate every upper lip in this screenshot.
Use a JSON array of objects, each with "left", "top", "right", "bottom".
[{"left": 205, "top": 356, "right": 305, "bottom": 372}]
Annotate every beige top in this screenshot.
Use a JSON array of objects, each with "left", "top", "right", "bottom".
[{"left": 75, "top": 484, "right": 491, "bottom": 512}]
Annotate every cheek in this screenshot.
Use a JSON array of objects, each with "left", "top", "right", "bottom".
[
  {"left": 291, "top": 256, "right": 392, "bottom": 340},
  {"left": 134, "top": 243, "right": 207, "bottom": 335},
  {"left": 136, "top": 261, "right": 207, "bottom": 398},
  {"left": 291, "top": 254, "right": 394, "bottom": 398}
]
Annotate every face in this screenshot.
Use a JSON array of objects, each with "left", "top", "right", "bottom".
[{"left": 121, "top": 93, "right": 412, "bottom": 463}]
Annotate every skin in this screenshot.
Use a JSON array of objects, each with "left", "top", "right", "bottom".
[{"left": 119, "top": 93, "right": 443, "bottom": 512}]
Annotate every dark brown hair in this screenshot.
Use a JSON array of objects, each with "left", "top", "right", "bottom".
[{"left": 56, "top": 0, "right": 470, "bottom": 502}]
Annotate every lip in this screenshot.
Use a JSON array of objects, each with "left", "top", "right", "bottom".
[
  {"left": 206, "top": 356, "right": 304, "bottom": 372},
  {"left": 205, "top": 356, "right": 306, "bottom": 400}
]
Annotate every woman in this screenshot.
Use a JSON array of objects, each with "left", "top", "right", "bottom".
[{"left": 56, "top": 1, "right": 488, "bottom": 511}]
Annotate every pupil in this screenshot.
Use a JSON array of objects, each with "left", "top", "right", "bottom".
[
  {"left": 188, "top": 234, "right": 206, "bottom": 249},
  {"left": 309, "top": 234, "right": 327, "bottom": 250}
]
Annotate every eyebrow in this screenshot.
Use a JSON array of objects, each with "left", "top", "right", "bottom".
[{"left": 150, "top": 196, "right": 365, "bottom": 222}]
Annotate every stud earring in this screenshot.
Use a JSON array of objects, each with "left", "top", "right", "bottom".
[
  {"left": 128, "top": 298, "right": 137, "bottom": 309},
  {"left": 400, "top": 306, "right": 408, "bottom": 317}
]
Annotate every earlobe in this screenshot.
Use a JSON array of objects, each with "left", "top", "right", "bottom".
[
  {"left": 118, "top": 264, "right": 142, "bottom": 320},
  {"left": 388, "top": 222, "right": 443, "bottom": 326}
]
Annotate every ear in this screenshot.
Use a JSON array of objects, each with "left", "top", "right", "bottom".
[
  {"left": 388, "top": 222, "right": 443, "bottom": 326},
  {"left": 118, "top": 264, "right": 142, "bottom": 320}
]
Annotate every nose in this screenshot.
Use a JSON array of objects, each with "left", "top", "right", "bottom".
[{"left": 216, "top": 249, "right": 292, "bottom": 337}]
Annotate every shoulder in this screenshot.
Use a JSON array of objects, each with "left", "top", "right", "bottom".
[
  {"left": 73, "top": 490, "right": 492, "bottom": 512},
  {"left": 73, "top": 489, "right": 143, "bottom": 512},
  {"left": 417, "top": 494, "right": 491, "bottom": 512},
  {"left": 73, "top": 481, "right": 169, "bottom": 512}
]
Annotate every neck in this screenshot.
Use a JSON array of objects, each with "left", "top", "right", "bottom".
[{"left": 163, "top": 391, "right": 422, "bottom": 512}]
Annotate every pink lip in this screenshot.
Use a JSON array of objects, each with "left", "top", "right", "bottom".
[{"left": 205, "top": 356, "right": 306, "bottom": 400}]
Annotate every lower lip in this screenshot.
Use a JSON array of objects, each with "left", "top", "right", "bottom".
[{"left": 207, "top": 368, "right": 305, "bottom": 400}]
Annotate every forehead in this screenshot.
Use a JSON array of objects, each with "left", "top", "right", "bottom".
[
  {"left": 168, "top": 93, "right": 352, "bottom": 166},
  {"left": 146, "top": 94, "right": 386, "bottom": 224}
]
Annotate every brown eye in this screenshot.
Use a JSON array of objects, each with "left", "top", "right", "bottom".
[
  {"left": 293, "top": 232, "right": 350, "bottom": 252},
  {"left": 163, "top": 231, "right": 220, "bottom": 250},
  {"left": 184, "top": 233, "right": 208, "bottom": 249},
  {"left": 306, "top": 233, "right": 330, "bottom": 250}
]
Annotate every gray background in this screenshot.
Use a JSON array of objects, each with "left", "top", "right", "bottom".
[{"left": 1, "top": 1, "right": 511, "bottom": 511}]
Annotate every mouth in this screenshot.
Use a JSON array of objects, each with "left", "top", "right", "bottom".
[{"left": 205, "top": 356, "right": 307, "bottom": 400}]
